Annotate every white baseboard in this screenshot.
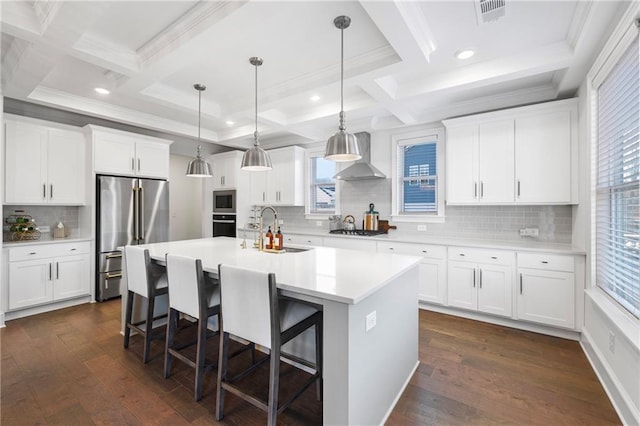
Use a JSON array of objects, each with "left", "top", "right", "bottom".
[
  {"left": 4, "top": 296, "right": 91, "bottom": 323},
  {"left": 380, "top": 360, "right": 420, "bottom": 426},
  {"left": 581, "top": 330, "right": 639, "bottom": 426}
]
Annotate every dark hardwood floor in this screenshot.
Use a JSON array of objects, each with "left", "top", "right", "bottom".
[{"left": 1, "top": 300, "right": 620, "bottom": 425}]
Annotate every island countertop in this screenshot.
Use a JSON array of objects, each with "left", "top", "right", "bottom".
[{"left": 137, "top": 237, "right": 421, "bottom": 305}]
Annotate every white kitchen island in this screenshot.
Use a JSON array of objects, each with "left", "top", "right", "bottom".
[{"left": 128, "top": 237, "right": 421, "bottom": 425}]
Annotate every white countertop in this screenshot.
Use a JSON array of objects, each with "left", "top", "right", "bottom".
[
  {"left": 137, "top": 237, "right": 421, "bottom": 305},
  {"left": 240, "top": 226, "right": 586, "bottom": 255},
  {"left": 2, "top": 236, "right": 92, "bottom": 248}
]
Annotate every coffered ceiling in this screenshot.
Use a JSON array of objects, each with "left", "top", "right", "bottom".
[{"left": 0, "top": 1, "right": 628, "bottom": 155}]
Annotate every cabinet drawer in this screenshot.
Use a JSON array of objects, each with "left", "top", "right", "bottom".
[
  {"left": 517, "top": 252, "right": 574, "bottom": 272},
  {"left": 448, "top": 246, "right": 514, "bottom": 266},
  {"left": 9, "top": 241, "right": 90, "bottom": 262},
  {"left": 285, "top": 234, "right": 323, "bottom": 247},
  {"left": 377, "top": 242, "right": 446, "bottom": 259}
]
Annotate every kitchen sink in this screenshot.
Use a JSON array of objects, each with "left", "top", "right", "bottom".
[{"left": 283, "top": 246, "right": 312, "bottom": 253}]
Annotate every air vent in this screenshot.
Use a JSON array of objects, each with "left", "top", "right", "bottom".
[{"left": 475, "top": 0, "right": 506, "bottom": 25}]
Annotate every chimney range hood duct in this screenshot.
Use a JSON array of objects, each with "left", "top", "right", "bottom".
[{"left": 333, "top": 132, "right": 386, "bottom": 181}]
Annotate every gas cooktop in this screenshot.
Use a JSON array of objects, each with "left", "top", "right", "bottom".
[{"left": 329, "top": 229, "right": 386, "bottom": 236}]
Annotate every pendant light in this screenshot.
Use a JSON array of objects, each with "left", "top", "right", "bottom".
[
  {"left": 186, "top": 83, "right": 213, "bottom": 177},
  {"left": 241, "top": 57, "right": 272, "bottom": 171},
  {"left": 324, "top": 15, "right": 361, "bottom": 162}
]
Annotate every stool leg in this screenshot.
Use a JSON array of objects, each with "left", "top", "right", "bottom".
[
  {"left": 216, "top": 331, "right": 230, "bottom": 421},
  {"left": 267, "top": 347, "right": 280, "bottom": 426},
  {"left": 124, "top": 290, "right": 134, "bottom": 349},
  {"left": 194, "top": 315, "right": 208, "bottom": 401},
  {"left": 164, "top": 308, "right": 177, "bottom": 379},
  {"left": 315, "top": 319, "right": 323, "bottom": 401},
  {"left": 143, "top": 295, "right": 155, "bottom": 364}
]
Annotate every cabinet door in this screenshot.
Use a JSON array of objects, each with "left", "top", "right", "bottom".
[
  {"left": 53, "top": 254, "right": 90, "bottom": 300},
  {"left": 419, "top": 259, "right": 446, "bottom": 305},
  {"left": 517, "top": 268, "right": 575, "bottom": 328},
  {"left": 447, "top": 261, "right": 477, "bottom": 310},
  {"left": 135, "top": 140, "right": 169, "bottom": 179},
  {"left": 212, "top": 154, "right": 239, "bottom": 189},
  {"left": 284, "top": 234, "right": 323, "bottom": 247},
  {"left": 47, "top": 128, "right": 86, "bottom": 204},
  {"left": 446, "top": 125, "right": 478, "bottom": 204},
  {"left": 267, "top": 147, "right": 304, "bottom": 205},
  {"left": 8, "top": 259, "right": 53, "bottom": 310},
  {"left": 94, "top": 133, "right": 137, "bottom": 175},
  {"left": 249, "top": 170, "right": 269, "bottom": 205},
  {"left": 478, "top": 120, "right": 514, "bottom": 203},
  {"left": 5, "top": 121, "right": 48, "bottom": 203},
  {"left": 515, "top": 111, "right": 571, "bottom": 203},
  {"left": 477, "top": 264, "right": 512, "bottom": 317}
]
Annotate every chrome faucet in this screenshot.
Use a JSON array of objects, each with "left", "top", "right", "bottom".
[{"left": 258, "top": 206, "right": 278, "bottom": 251}]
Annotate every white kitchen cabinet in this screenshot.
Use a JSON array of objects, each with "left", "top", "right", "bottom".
[
  {"left": 211, "top": 151, "right": 242, "bottom": 189},
  {"left": 517, "top": 252, "right": 575, "bottom": 329},
  {"left": 447, "top": 247, "right": 514, "bottom": 318},
  {"left": 445, "top": 120, "right": 514, "bottom": 204},
  {"left": 323, "top": 236, "right": 376, "bottom": 252},
  {"left": 5, "top": 120, "right": 86, "bottom": 205},
  {"left": 284, "top": 233, "right": 323, "bottom": 247},
  {"left": 249, "top": 146, "right": 304, "bottom": 206},
  {"left": 7, "top": 241, "right": 90, "bottom": 311},
  {"left": 377, "top": 241, "right": 447, "bottom": 305},
  {"left": 515, "top": 110, "right": 572, "bottom": 203},
  {"left": 89, "top": 125, "right": 171, "bottom": 179},
  {"left": 443, "top": 99, "right": 577, "bottom": 205}
]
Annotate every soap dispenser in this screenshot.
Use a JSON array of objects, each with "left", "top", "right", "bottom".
[{"left": 53, "top": 221, "right": 65, "bottom": 239}]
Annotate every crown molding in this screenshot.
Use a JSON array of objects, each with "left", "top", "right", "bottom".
[
  {"left": 566, "top": 1, "right": 593, "bottom": 49},
  {"left": 32, "top": 0, "right": 63, "bottom": 33},
  {"left": 393, "top": 0, "right": 437, "bottom": 62},
  {"left": 72, "top": 33, "right": 139, "bottom": 74}
]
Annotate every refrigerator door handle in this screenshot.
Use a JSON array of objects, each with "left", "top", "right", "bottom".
[
  {"left": 140, "top": 186, "right": 145, "bottom": 241},
  {"left": 133, "top": 186, "right": 139, "bottom": 241}
]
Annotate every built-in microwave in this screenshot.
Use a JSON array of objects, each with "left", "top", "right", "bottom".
[{"left": 213, "top": 190, "right": 236, "bottom": 213}]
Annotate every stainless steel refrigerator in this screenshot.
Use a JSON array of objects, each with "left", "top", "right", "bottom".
[{"left": 96, "top": 175, "right": 169, "bottom": 301}]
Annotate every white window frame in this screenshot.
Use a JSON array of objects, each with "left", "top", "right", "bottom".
[
  {"left": 588, "top": 15, "right": 640, "bottom": 321},
  {"left": 305, "top": 146, "right": 340, "bottom": 219},
  {"left": 391, "top": 128, "right": 445, "bottom": 223}
]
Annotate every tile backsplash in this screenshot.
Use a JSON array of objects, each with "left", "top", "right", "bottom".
[
  {"left": 274, "top": 178, "right": 573, "bottom": 243},
  {"left": 2, "top": 205, "right": 80, "bottom": 239}
]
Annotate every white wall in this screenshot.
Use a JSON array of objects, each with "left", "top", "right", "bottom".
[
  {"left": 576, "top": 3, "right": 640, "bottom": 425},
  {"left": 169, "top": 154, "right": 204, "bottom": 241}
]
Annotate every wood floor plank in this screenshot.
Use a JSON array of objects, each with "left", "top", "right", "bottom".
[{"left": 1, "top": 301, "right": 621, "bottom": 425}]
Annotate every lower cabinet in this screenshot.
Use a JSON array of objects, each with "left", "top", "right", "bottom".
[
  {"left": 447, "top": 247, "right": 514, "bottom": 318},
  {"left": 7, "top": 241, "right": 90, "bottom": 311},
  {"left": 377, "top": 241, "right": 447, "bottom": 305},
  {"left": 284, "top": 234, "right": 323, "bottom": 247},
  {"left": 516, "top": 252, "right": 575, "bottom": 329},
  {"left": 323, "top": 236, "right": 376, "bottom": 252}
]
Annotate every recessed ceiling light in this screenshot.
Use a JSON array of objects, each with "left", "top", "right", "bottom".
[
  {"left": 456, "top": 49, "right": 475, "bottom": 60},
  {"left": 94, "top": 87, "right": 110, "bottom": 95},
  {"left": 309, "top": 95, "right": 321, "bottom": 102},
  {"left": 225, "top": 120, "right": 235, "bottom": 126}
]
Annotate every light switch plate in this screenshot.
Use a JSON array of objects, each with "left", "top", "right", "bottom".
[{"left": 366, "top": 311, "right": 377, "bottom": 332}]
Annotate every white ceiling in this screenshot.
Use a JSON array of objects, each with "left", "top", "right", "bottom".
[{"left": 0, "top": 1, "right": 628, "bottom": 155}]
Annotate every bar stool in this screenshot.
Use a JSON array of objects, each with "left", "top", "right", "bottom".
[
  {"left": 164, "top": 253, "right": 220, "bottom": 401},
  {"left": 216, "top": 264, "right": 323, "bottom": 426},
  {"left": 123, "top": 245, "right": 168, "bottom": 364}
]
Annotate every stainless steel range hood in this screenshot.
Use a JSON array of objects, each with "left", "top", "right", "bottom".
[{"left": 333, "top": 132, "right": 386, "bottom": 181}]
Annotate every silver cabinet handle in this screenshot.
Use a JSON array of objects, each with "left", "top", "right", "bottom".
[
  {"left": 480, "top": 181, "right": 484, "bottom": 198},
  {"left": 213, "top": 219, "right": 235, "bottom": 224},
  {"left": 43, "top": 184, "right": 47, "bottom": 200},
  {"left": 133, "top": 187, "right": 139, "bottom": 240},
  {"left": 106, "top": 272, "right": 123, "bottom": 279},
  {"left": 474, "top": 182, "right": 477, "bottom": 198},
  {"left": 139, "top": 186, "right": 145, "bottom": 239},
  {"left": 459, "top": 253, "right": 465, "bottom": 257},
  {"left": 473, "top": 268, "right": 476, "bottom": 288},
  {"left": 50, "top": 184, "right": 53, "bottom": 199},
  {"left": 517, "top": 180, "right": 521, "bottom": 197},
  {"left": 106, "top": 253, "right": 122, "bottom": 259},
  {"left": 262, "top": 192, "right": 265, "bottom": 202},
  {"left": 137, "top": 158, "right": 141, "bottom": 171},
  {"left": 520, "top": 273, "right": 523, "bottom": 294},
  {"left": 70, "top": 248, "right": 77, "bottom": 251},
  {"left": 56, "top": 262, "right": 59, "bottom": 280},
  {"left": 541, "top": 260, "right": 549, "bottom": 264},
  {"left": 479, "top": 269, "right": 483, "bottom": 288},
  {"left": 49, "top": 263, "right": 52, "bottom": 280},
  {"left": 29, "top": 252, "right": 37, "bottom": 255},
  {"left": 132, "top": 158, "right": 135, "bottom": 171}
]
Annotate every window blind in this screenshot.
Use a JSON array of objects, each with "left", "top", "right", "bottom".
[{"left": 595, "top": 35, "right": 639, "bottom": 317}]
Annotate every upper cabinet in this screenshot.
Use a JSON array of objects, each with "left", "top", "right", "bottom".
[
  {"left": 249, "top": 146, "right": 304, "bottom": 206},
  {"left": 211, "top": 151, "right": 242, "bottom": 190},
  {"left": 5, "top": 118, "right": 86, "bottom": 205},
  {"left": 444, "top": 99, "right": 578, "bottom": 205},
  {"left": 88, "top": 125, "right": 171, "bottom": 179}
]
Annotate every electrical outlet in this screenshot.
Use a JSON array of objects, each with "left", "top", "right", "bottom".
[
  {"left": 609, "top": 331, "right": 616, "bottom": 353},
  {"left": 519, "top": 227, "right": 539, "bottom": 237},
  {"left": 417, "top": 225, "right": 427, "bottom": 232},
  {"left": 316, "top": 221, "right": 322, "bottom": 227},
  {"left": 278, "top": 219, "right": 284, "bottom": 225},
  {"left": 39, "top": 225, "right": 50, "bottom": 233},
  {"left": 365, "top": 311, "right": 377, "bottom": 332}
]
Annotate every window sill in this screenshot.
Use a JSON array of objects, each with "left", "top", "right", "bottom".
[
  {"left": 585, "top": 287, "right": 639, "bottom": 350},
  {"left": 390, "top": 214, "right": 445, "bottom": 224}
]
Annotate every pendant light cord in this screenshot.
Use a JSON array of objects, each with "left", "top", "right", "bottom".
[
  {"left": 197, "top": 88, "right": 202, "bottom": 157},
  {"left": 340, "top": 25, "right": 344, "bottom": 113},
  {"left": 254, "top": 61, "right": 258, "bottom": 145}
]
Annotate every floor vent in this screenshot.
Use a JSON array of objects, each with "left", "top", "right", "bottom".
[{"left": 475, "top": 0, "right": 506, "bottom": 25}]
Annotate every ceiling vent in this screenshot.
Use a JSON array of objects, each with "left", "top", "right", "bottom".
[{"left": 475, "top": 0, "right": 506, "bottom": 25}]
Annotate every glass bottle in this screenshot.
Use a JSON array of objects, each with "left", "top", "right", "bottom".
[
  {"left": 275, "top": 227, "right": 283, "bottom": 250},
  {"left": 265, "top": 226, "right": 273, "bottom": 250}
]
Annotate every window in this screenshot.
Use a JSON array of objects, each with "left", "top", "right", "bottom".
[
  {"left": 306, "top": 148, "right": 338, "bottom": 216},
  {"left": 391, "top": 128, "right": 445, "bottom": 222},
  {"left": 593, "top": 32, "right": 639, "bottom": 317}
]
